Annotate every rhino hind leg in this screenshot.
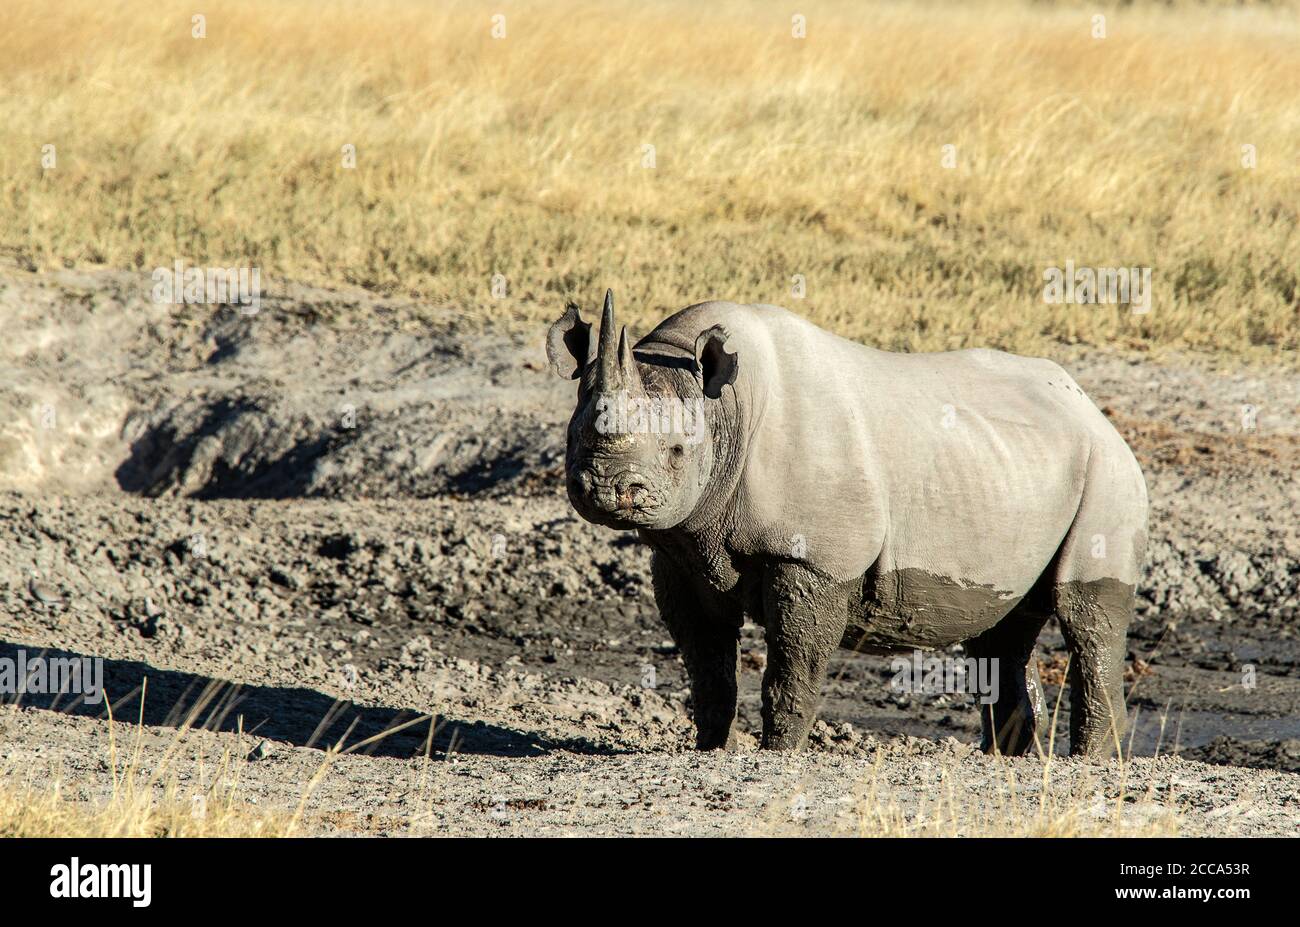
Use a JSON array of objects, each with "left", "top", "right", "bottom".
[
  {"left": 1044, "top": 447, "right": 1144, "bottom": 758},
  {"left": 1053, "top": 578, "right": 1134, "bottom": 758},
  {"left": 965, "top": 599, "right": 1049, "bottom": 756},
  {"left": 650, "top": 551, "right": 745, "bottom": 750}
]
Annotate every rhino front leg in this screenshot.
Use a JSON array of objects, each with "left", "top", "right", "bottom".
[
  {"left": 759, "top": 562, "right": 850, "bottom": 750},
  {"left": 650, "top": 551, "right": 744, "bottom": 750}
]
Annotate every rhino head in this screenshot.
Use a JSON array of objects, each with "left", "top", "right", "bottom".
[{"left": 546, "top": 290, "right": 737, "bottom": 531}]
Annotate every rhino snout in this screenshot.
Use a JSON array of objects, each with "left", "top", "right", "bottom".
[{"left": 571, "top": 465, "right": 653, "bottom": 515}]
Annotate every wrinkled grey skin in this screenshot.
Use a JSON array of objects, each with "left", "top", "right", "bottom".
[{"left": 548, "top": 292, "right": 1148, "bottom": 757}]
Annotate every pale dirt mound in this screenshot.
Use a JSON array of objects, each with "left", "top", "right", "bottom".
[{"left": 0, "top": 269, "right": 568, "bottom": 500}]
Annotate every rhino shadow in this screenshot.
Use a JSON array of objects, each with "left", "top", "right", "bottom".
[{"left": 0, "top": 640, "right": 618, "bottom": 759}]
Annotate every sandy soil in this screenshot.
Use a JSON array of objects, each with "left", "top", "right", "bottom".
[{"left": 0, "top": 268, "right": 1296, "bottom": 835}]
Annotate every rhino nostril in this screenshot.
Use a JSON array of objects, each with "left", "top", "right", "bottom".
[{"left": 615, "top": 477, "right": 648, "bottom": 509}]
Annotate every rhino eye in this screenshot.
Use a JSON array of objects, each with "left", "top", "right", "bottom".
[{"left": 669, "top": 444, "right": 686, "bottom": 466}]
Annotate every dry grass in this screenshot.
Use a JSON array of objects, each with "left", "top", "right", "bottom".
[
  {"left": 844, "top": 755, "right": 1181, "bottom": 837},
  {"left": 766, "top": 672, "right": 1182, "bottom": 837},
  {"left": 0, "top": 685, "right": 330, "bottom": 837},
  {"left": 0, "top": 671, "right": 454, "bottom": 837},
  {"left": 0, "top": 0, "right": 1296, "bottom": 358},
  {"left": 0, "top": 763, "right": 295, "bottom": 837},
  {"left": 0, "top": 732, "right": 299, "bottom": 838},
  {"left": 751, "top": 747, "right": 1182, "bottom": 836}
]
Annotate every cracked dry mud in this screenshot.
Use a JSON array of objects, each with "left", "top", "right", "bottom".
[{"left": 1, "top": 268, "right": 1297, "bottom": 835}]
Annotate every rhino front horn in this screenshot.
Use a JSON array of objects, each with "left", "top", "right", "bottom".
[
  {"left": 595, "top": 289, "right": 621, "bottom": 393},
  {"left": 591, "top": 288, "right": 646, "bottom": 399}
]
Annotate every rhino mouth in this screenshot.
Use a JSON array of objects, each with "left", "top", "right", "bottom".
[{"left": 567, "top": 467, "right": 663, "bottom": 528}]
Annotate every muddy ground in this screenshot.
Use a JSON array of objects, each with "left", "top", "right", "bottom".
[{"left": 0, "top": 267, "right": 1297, "bottom": 835}]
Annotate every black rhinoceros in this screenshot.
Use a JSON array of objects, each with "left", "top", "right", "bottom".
[{"left": 547, "top": 291, "right": 1147, "bottom": 757}]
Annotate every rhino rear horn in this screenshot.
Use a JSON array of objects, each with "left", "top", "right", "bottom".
[
  {"left": 546, "top": 302, "right": 593, "bottom": 379},
  {"left": 616, "top": 325, "right": 648, "bottom": 399}
]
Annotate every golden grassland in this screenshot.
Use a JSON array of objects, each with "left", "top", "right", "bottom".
[{"left": 0, "top": 0, "right": 1296, "bottom": 359}]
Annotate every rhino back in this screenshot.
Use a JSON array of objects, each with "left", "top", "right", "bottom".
[{"left": 642, "top": 302, "right": 1143, "bottom": 599}]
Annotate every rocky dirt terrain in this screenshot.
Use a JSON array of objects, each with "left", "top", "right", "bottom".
[{"left": 1, "top": 268, "right": 1297, "bottom": 835}]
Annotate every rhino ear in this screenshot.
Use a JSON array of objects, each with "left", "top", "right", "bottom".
[
  {"left": 546, "top": 302, "right": 593, "bottom": 379},
  {"left": 694, "top": 325, "right": 738, "bottom": 399}
]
